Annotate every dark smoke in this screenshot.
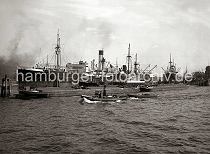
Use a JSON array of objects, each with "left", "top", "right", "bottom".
[{"left": 0, "top": 30, "right": 36, "bottom": 80}]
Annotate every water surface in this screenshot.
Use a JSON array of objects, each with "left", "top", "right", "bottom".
[{"left": 0, "top": 86, "right": 210, "bottom": 153}]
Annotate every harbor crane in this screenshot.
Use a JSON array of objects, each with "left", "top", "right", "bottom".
[
  {"left": 142, "top": 64, "right": 151, "bottom": 73},
  {"left": 148, "top": 65, "right": 157, "bottom": 73},
  {"left": 177, "top": 67, "right": 181, "bottom": 72},
  {"left": 161, "top": 67, "right": 166, "bottom": 72}
]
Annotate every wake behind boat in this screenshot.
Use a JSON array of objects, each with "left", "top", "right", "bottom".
[
  {"left": 81, "top": 95, "right": 128, "bottom": 104},
  {"left": 128, "top": 93, "right": 158, "bottom": 98}
]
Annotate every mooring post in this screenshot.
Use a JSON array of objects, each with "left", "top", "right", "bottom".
[
  {"left": 1, "top": 78, "right": 3, "bottom": 97},
  {"left": 5, "top": 75, "right": 7, "bottom": 97},
  {"left": 7, "top": 78, "right": 11, "bottom": 96},
  {"left": 1, "top": 76, "right": 6, "bottom": 97}
]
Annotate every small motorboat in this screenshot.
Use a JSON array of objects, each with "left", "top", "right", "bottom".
[
  {"left": 127, "top": 93, "right": 158, "bottom": 99},
  {"left": 15, "top": 90, "right": 49, "bottom": 99},
  {"left": 139, "top": 85, "right": 153, "bottom": 92}
]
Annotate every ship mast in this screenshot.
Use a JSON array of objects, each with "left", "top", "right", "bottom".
[
  {"left": 169, "top": 53, "right": 172, "bottom": 72},
  {"left": 134, "top": 53, "right": 138, "bottom": 74},
  {"left": 127, "top": 43, "right": 132, "bottom": 74},
  {"left": 55, "top": 29, "right": 61, "bottom": 69}
]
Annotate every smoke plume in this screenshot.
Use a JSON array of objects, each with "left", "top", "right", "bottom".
[{"left": 0, "top": 30, "right": 36, "bottom": 79}]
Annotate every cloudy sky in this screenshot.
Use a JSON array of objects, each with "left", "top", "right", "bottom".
[{"left": 0, "top": 0, "right": 210, "bottom": 73}]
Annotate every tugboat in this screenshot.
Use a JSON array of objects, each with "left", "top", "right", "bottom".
[
  {"left": 15, "top": 87, "right": 49, "bottom": 99},
  {"left": 80, "top": 85, "right": 128, "bottom": 104},
  {"left": 139, "top": 84, "right": 153, "bottom": 92}
]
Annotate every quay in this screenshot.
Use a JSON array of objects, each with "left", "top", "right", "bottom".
[{"left": 6, "top": 84, "right": 189, "bottom": 98}]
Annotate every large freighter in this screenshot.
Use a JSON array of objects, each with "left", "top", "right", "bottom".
[{"left": 162, "top": 54, "right": 179, "bottom": 83}]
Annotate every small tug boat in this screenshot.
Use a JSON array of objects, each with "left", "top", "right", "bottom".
[
  {"left": 15, "top": 89, "right": 49, "bottom": 99},
  {"left": 80, "top": 85, "right": 128, "bottom": 104},
  {"left": 139, "top": 85, "right": 153, "bottom": 92}
]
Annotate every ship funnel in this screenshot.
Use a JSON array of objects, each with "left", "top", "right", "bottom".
[{"left": 98, "top": 49, "right": 104, "bottom": 71}]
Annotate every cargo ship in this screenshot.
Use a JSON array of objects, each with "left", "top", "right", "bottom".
[{"left": 162, "top": 54, "right": 179, "bottom": 83}]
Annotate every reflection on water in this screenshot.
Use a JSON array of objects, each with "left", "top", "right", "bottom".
[{"left": 0, "top": 86, "right": 210, "bottom": 153}]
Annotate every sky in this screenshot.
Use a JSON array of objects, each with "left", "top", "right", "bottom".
[{"left": 0, "top": 0, "right": 210, "bottom": 74}]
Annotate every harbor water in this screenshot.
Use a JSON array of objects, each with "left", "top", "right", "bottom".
[{"left": 0, "top": 85, "right": 210, "bottom": 153}]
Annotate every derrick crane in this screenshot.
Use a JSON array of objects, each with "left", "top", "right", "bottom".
[{"left": 148, "top": 65, "right": 157, "bottom": 73}]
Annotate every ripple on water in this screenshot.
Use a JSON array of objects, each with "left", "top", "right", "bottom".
[{"left": 0, "top": 86, "right": 210, "bottom": 153}]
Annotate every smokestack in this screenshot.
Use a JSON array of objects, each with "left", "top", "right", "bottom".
[
  {"left": 98, "top": 49, "right": 104, "bottom": 71},
  {"left": 91, "top": 59, "right": 95, "bottom": 71}
]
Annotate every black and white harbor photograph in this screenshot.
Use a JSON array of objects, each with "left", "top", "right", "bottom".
[{"left": 0, "top": 0, "right": 210, "bottom": 153}]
